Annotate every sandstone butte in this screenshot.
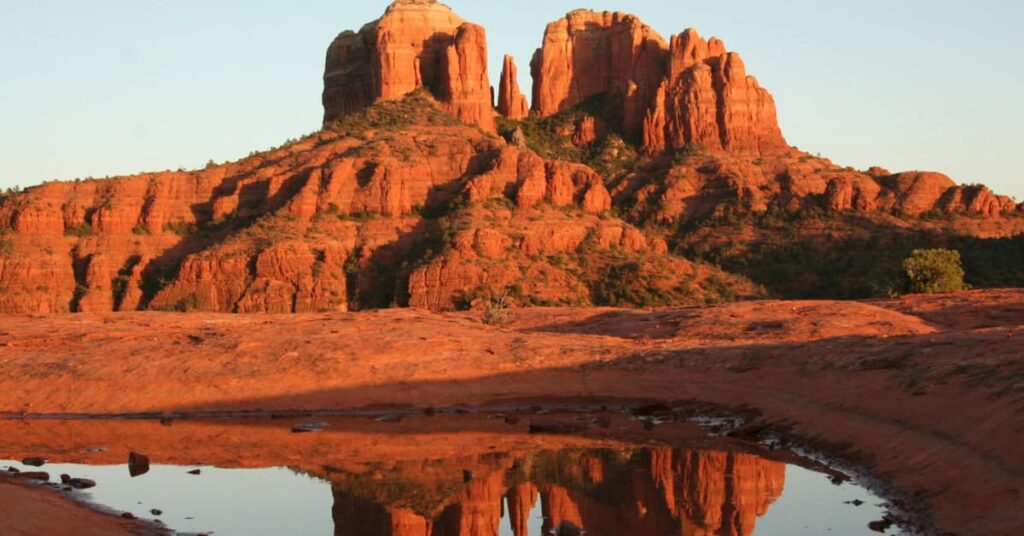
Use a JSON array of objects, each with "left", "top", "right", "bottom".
[
  {"left": 323, "top": 0, "right": 495, "bottom": 133},
  {"left": 0, "top": 0, "right": 1021, "bottom": 315}
]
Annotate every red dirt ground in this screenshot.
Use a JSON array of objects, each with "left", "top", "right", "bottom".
[{"left": 0, "top": 289, "right": 1021, "bottom": 535}]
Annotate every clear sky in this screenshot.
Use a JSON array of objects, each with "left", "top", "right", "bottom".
[{"left": 1, "top": 1, "right": 1021, "bottom": 200}]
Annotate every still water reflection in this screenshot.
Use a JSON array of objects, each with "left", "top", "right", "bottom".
[{"left": 0, "top": 415, "right": 896, "bottom": 535}]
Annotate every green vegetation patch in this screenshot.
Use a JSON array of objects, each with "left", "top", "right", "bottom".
[
  {"left": 902, "top": 248, "right": 966, "bottom": 294},
  {"left": 64, "top": 223, "right": 98, "bottom": 237},
  {"left": 496, "top": 95, "right": 639, "bottom": 183},
  {"left": 324, "top": 89, "right": 461, "bottom": 139},
  {"left": 674, "top": 209, "right": 1023, "bottom": 299}
]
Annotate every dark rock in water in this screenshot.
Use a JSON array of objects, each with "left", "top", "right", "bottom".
[
  {"left": 727, "top": 422, "right": 773, "bottom": 441},
  {"left": 830, "top": 474, "right": 850, "bottom": 485},
  {"left": 60, "top": 474, "right": 71, "bottom": 484},
  {"left": 159, "top": 417, "right": 174, "bottom": 426},
  {"left": 187, "top": 469, "right": 202, "bottom": 475},
  {"left": 121, "top": 513, "right": 135, "bottom": 520},
  {"left": 6, "top": 466, "right": 20, "bottom": 473},
  {"left": 868, "top": 516, "right": 895, "bottom": 532},
  {"left": 555, "top": 521, "right": 584, "bottom": 536},
  {"left": 423, "top": 406, "right": 436, "bottom": 416},
  {"left": 15, "top": 471, "right": 49, "bottom": 482},
  {"left": 631, "top": 403, "right": 671, "bottom": 417},
  {"left": 846, "top": 499, "right": 865, "bottom": 506},
  {"left": 642, "top": 420, "right": 656, "bottom": 431},
  {"left": 150, "top": 509, "right": 163, "bottom": 516},
  {"left": 291, "top": 422, "right": 329, "bottom": 433},
  {"left": 68, "top": 478, "right": 96, "bottom": 490},
  {"left": 129, "top": 452, "right": 151, "bottom": 477},
  {"left": 21, "top": 457, "right": 46, "bottom": 467},
  {"left": 528, "top": 420, "right": 587, "bottom": 435},
  {"left": 462, "top": 470, "right": 474, "bottom": 483},
  {"left": 503, "top": 415, "right": 521, "bottom": 426}
]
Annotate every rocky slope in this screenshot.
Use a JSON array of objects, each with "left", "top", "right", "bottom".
[
  {"left": 0, "top": 92, "right": 751, "bottom": 313},
  {"left": 0, "top": 1, "right": 1021, "bottom": 313}
]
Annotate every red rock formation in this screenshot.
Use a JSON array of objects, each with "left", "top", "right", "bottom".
[
  {"left": 462, "top": 146, "right": 612, "bottom": 214},
  {"left": 531, "top": 10, "right": 668, "bottom": 140},
  {"left": 323, "top": 0, "right": 495, "bottom": 132},
  {"left": 614, "top": 150, "right": 1024, "bottom": 225},
  {"left": 497, "top": 55, "right": 530, "bottom": 120},
  {"left": 572, "top": 116, "right": 606, "bottom": 146},
  {"left": 529, "top": 12, "right": 786, "bottom": 155},
  {"left": 645, "top": 29, "right": 787, "bottom": 155},
  {"left": 439, "top": 23, "right": 496, "bottom": 133},
  {"left": 2, "top": 6, "right": 1021, "bottom": 315}
]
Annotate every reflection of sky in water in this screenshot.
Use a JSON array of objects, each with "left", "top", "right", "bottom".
[
  {"left": 3, "top": 462, "right": 334, "bottom": 535},
  {"left": 3, "top": 459, "right": 897, "bottom": 536}
]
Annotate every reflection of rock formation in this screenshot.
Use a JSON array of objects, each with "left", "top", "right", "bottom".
[
  {"left": 333, "top": 492, "right": 432, "bottom": 535},
  {"left": 506, "top": 483, "right": 538, "bottom": 536},
  {"left": 329, "top": 448, "right": 785, "bottom": 535}
]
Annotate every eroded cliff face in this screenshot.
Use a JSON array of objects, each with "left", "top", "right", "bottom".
[
  {"left": 528, "top": 11, "right": 786, "bottom": 155},
  {"left": 644, "top": 29, "right": 787, "bottom": 155},
  {"left": 497, "top": 55, "right": 529, "bottom": 121},
  {"left": 530, "top": 10, "right": 669, "bottom": 141},
  {"left": 612, "top": 152, "right": 1024, "bottom": 225},
  {"left": 323, "top": 0, "right": 495, "bottom": 133},
  {"left": 1, "top": 92, "right": 737, "bottom": 314}
]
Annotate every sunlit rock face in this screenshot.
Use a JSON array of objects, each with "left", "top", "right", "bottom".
[
  {"left": 328, "top": 448, "right": 786, "bottom": 536},
  {"left": 322, "top": 0, "right": 495, "bottom": 133},
  {"left": 530, "top": 10, "right": 786, "bottom": 156}
]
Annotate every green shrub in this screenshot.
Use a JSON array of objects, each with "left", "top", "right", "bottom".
[
  {"left": 64, "top": 223, "right": 97, "bottom": 237},
  {"left": 164, "top": 221, "right": 198, "bottom": 235},
  {"left": 0, "top": 238, "right": 13, "bottom": 257},
  {"left": 481, "top": 290, "right": 514, "bottom": 326},
  {"left": 590, "top": 261, "right": 674, "bottom": 307},
  {"left": 902, "top": 248, "right": 966, "bottom": 294},
  {"left": 324, "top": 89, "right": 460, "bottom": 138}
]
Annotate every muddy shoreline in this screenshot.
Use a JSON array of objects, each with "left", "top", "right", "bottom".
[{"left": 1, "top": 290, "right": 1021, "bottom": 535}]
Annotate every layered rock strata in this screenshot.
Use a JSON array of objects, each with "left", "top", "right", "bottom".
[
  {"left": 529, "top": 10, "right": 786, "bottom": 155},
  {"left": 323, "top": 0, "right": 495, "bottom": 132}
]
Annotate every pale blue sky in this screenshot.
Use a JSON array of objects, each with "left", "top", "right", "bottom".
[{"left": 1, "top": 1, "right": 1021, "bottom": 199}]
